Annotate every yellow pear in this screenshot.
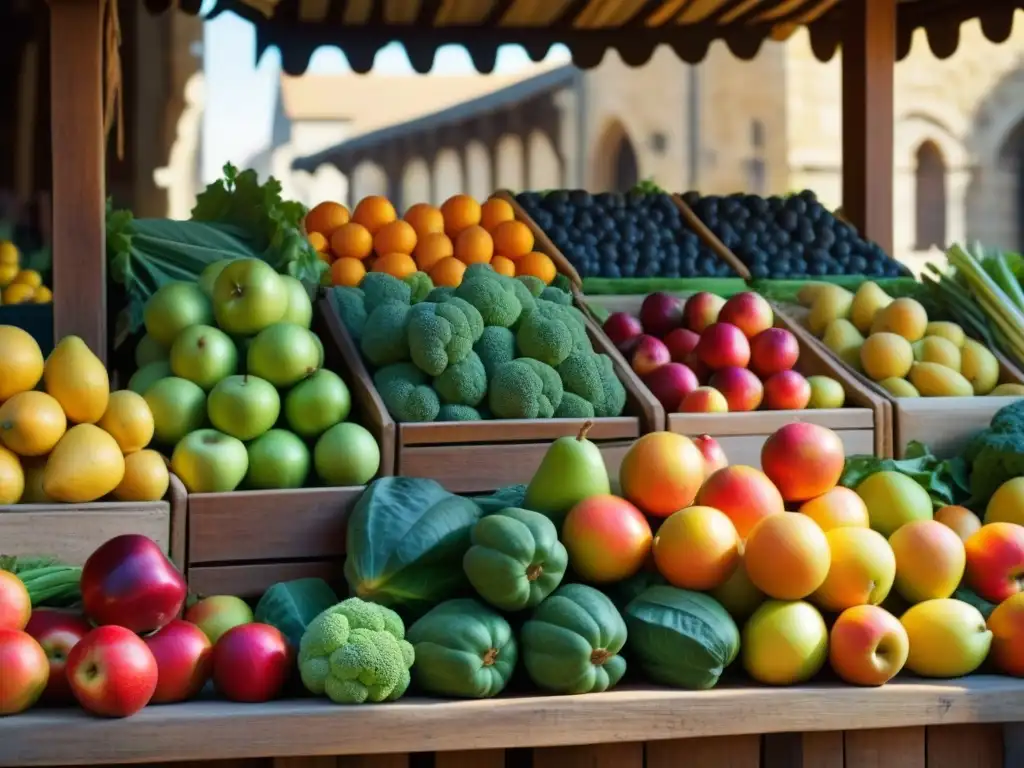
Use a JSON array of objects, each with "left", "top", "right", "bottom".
[
  {"left": 113, "top": 449, "right": 170, "bottom": 502},
  {"left": 990, "top": 383, "right": 1024, "bottom": 396},
  {"left": 98, "top": 391, "right": 156, "bottom": 454},
  {"left": 860, "top": 333, "right": 914, "bottom": 381},
  {"left": 43, "top": 336, "right": 110, "bottom": 424},
  {"left": 43, "top": 424, "right": 125, "bottom": 503},
  {"left": 908, "top": 362, "right": 974, "bottom": 397},
  {"left": 960, "top": 339, "right": 1000, "bottom": 395},
  {"left": 797, "top": 282, "right": 833, "bottom": 307},
  {"left": 925, "top": 321, "right": 966, "bottom": 348},
  {"left": 913, "top": 336, "right": 961, "bottom": 371},
  {"left": 870, "top": 298, "right": 929, "bottom": 342},
  {"left": 0, "top": 325, "right": 44, "bottom": 402},
  {"left": 822, "top": 319, "right": 865, "bottom": 371},
  {"left": 878, "top": 377, "right": 919, "bottom": 397},
  {"left": 0, "top": 445, "right": 24, "bottom": 504},
  {"left": 807, "top": 288, "right": 854, "bottom": 337},
  {"left": 849, "top": 282, "right": 893, "bottom": 335}
]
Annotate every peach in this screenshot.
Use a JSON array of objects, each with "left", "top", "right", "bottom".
[
  {"left": 652, "top": 506, "right": 739, "bottom": 590},
  {"left": 663, "top": 328, "right": 701, "bottom": 363},
  {"left": 709, "top": 367, "right": 763, "bottom": 412},
  {"left": 692, "top": 434, "right": 728, "bottom": 476},
  {"left": 683, "top": 351, "right": 711, "bottom": 383},
  {"left": 603, "top": 312, "right": 643, "bottom": 350},
  {"left": 812, "top": 527, "right": 895, "bottom": 612},
  {"left": 696, "top": 323, "right": 750, "bottom": 370},
  {"left": 934, "top": 505, "right": 982, "bottom": 542},
  {"left": 639, "top": 292, "right": 685, "bottom": 337},
  {"left": 643, "top": 363, "right": 699, "bottom": 411},
  {"left": 619, "top": 432, "right": 706, "bottom": 518},
  {"left": 682, "top": 292, "right": 725, "bottom": 334},
  {"left": 719, "top": 292, "right": 774, "bottom": 338},
  {"left": 631, "top": 335, "right": 671, "bottom": 377},
  {"left": 964, "top": 522, "right": 1024, "bottom": 603},
  {"left": 761, "top": 422, "right": 845, "bottom": 503},
  {"left": 799, "top": 487, "right": 870, "bottom": 531},
  {"left": 889, "top": 520, "right": 966, "bottom": 603},
  {"left": 562, "top": 495, "right": 652, "bottom": 584},
  {"left": 988, "top": 592, "right": 1024, "bottom": 676},
  {"left": 696, "top": 465, "right": 785, "bottom": 539},
  {"left": 829, "top": 605, "right": 909, "bottom": 686},
  {"left": 762, "top": 370, "right": 812, "bottom": 410},
  {"left": 679, "top": 386, "right": 729, "bottom": 413},
  {"left": 744, "top": 513, "right": 831, "bottom": 600},
  {"left": 709, "top": 554, "right": 765, "bottom": 621},
  {"left": 749, "top": 328, "right": 800, "bottom": 379}
]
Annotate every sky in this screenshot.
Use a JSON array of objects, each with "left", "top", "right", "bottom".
[{"left": 201, "top": 9, "right": 571, "bottom": 182}]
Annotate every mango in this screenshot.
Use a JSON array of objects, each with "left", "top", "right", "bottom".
[
  {"left": 870, "top": 298, "right": 928, "bottom": 342},
  {"left": 984, "top": 477, "right": 1024, "bottom": 527},
  {"left": 43, "top": 424, "right": 125, "bottom": 503},
  {"left": 990, "top": 383, "right": 1024, "bottom": 396},
  {"left": 960, "top": 340, "right": 1000, "bottom": 395},
  {"left": 97, "top": 391, "right": 155, "bottom": 454},
  {"left": 908, "top": 362, "right": 974, "bottom": 397},
  {"left": 807, "top": 289, "right": 854, "bottom": 338},
  {"left": 822, "top": 319, "right": 864, "bottom": 371},
  {"left": 860, "top": 333, "right": 913, "bottom": 381},
  {"left": 0, "top": 325, "right": 44, "bottom": 402},
  {"left": 0, "top": 445, "right": 24, "bottom": 504},
  {"left": 913, "top": 336, "right": 961, "bottom": 371},
  {"left": 43, "top": 336, "right": 110, "bottom": 424},
  {"left": 901, "top": 599, "right": 991, "bottom": 678},
  {"left": 925, "top": 321, "right": 966, "bottom": 348},
  {"left": 849, "top": 282, "right": 893, "bottom": 334},
  {"left": 877, "top": 377, "right": 920, "bottom": 397},
  {"left": 113, "top": 449, "right": 169, "bottom": 502},
  {"left": 0, "top": 391, "right": 67, "bottom": 457}
]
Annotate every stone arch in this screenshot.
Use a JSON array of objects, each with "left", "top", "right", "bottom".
[
  {"left": 527, "top": 130, "right": 560, "bottom": 190},
  {"left": 895, "top": 112, "right": 969, "bottom": 171},
  {"left": 913, "top": 141, "right": 948, "bottom": 251},
  {"left": 591, "top": 118, "right": 640, "bottom": 192},
  {"left": 350, "top": 161, "right": 388, "bottom": 205},
  {"left": 465, "top": 141, "right": 491, "bottom": 201},
  {"left": 433, "top": 148, "right": 462, "bottom": 204},
  {"left": 402, "top": 158, "right": 431, "bottom": 209},
  {"left": 998, "top": 119, "right": 1024, "bottom": 250},
  {"left": 495, "top": 134, "right": 524, "bottom": 192}
]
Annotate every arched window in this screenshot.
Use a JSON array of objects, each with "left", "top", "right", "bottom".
[
  {"left": 746, "top": 120, "right": 767, "bottom": 194},
  {"left": 1004, "top": 119, "right": 1024, "bottom": 251},
  {"left": 612, "top": 134, "right": 639, "bottom": 192},
  {"left": 914, "top": 141, "right": 947, "bottom": 250}
]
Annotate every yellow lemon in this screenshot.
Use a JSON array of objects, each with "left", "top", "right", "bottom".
[
  {"left": 0, "top": 264, "right": 17, "bottom": 287},
  {"left": 33, "top": 286, "right": 52, "bottom": 304},
  {"left": 2, "top": 283, "right": 35, "bottom": 305},
  {"left": 0, "top": 391, "right": 67, "bottom": 457},
  {"left": 12, "top": 270, "right": 42, "bottom": 289},
  {"left": 0, "top": 325, "right": 44, "bottom": 402},
  {"left": 97, "top": 390, "right": 155, "bottom": 454},
  {"left": 113, "top": 449, "right": 170, "bottom": 502},
  {"left": 43, "top": 424, "right": 125, "bottom": 503},
  {"left": 0, "top": 445, "right": 24, "bottom": 504},
  {"left": 0, "top": 242, "right": 19, "bottom": 266}
]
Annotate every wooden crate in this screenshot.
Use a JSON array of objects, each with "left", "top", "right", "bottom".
[
  {"left": 0, "top": 473, "right": 187, "bottom": 570},
  {"left": 584, "top": 294, "right": 891, "bottom": 467}
]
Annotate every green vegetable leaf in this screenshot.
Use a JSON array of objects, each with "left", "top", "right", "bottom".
[
  {"left": 953, "top": 586, "right": 998, "bottom": 620},
  {"left": 254, "top": 578, "right": 339, "bottom": 650},
  {"left": 840, "top": 441, "right": 970, "bottom": 508},
  {"left": 473, "top": 484, "right": 528, "bottom": 515}
]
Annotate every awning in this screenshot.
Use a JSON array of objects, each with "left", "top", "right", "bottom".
[{"left": 148, "top": 0, "right": 1022, "bottom": 74}]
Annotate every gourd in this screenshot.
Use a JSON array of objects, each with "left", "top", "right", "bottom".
[
  {"left": 521, "top": 583, "right": 626, "bottom": 694},
  {"left": 407, "top": 598, "right": 517, "bottom": 699},
  {"left": 462, "top": 507, "right": 568, "bottom": 611}
]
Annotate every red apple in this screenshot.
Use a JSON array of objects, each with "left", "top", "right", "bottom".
[
  {"left": 663, "top": 327, "right": 701, "bottom": 362},
  {"left": 212, "top": 623, "right": 291, "bottom": 703},
  {"left": 696, "top": 323, "right": 751, "bottom": 370},
  {"left": 679, "top": 386, "right": 729, "bottom": 413},
  {"left": 184, "top": 595, "right": 254, "bottom": 645},
  {"left": 964, "top": 523, "right": 1024, "bottom": 604},
  {"left": 67, "top": 626, "right": 158, "bottom": 717},
  {"left": 749, "top": 328, "right": 800, "bottom": 378},
  {"left": 682, "top": 292, "right": 725, "bottom": 333},
  {"left": 683, "top": 351, "right": 711, "bottom": 383},
  {"left": 709, "top": 367, "right": 764, "bottom": 411},
  {"left": 763, "top": 370, "right": 812, "bottom": 410},
  {"left": 144, "top": 619, "right": 213, "bottom": 704},
  {"left": 639, "top": 292, "right": 685, "bottom": 337},
  {"left": 81, "top": 534, "right": 187, "bottom": 634},
  {"left": 603, "top": 312, "right": 643, "bottom": 349},
  {"left": 0, "top": 629, "right": 48, "bottom": 715},
  {"left": 631, "top": 335, "right": 671, "bottom": 376},
  {"left": 693, "top": 434, "right": 728, "bottom": 475},
  {"left": 24, "top": 608, "right": 92, "bottom": 704},
  {"left": 719, "top": 292, "right": 774, "bottom": 338},
  {"left": 643, "top": 363, "right": 699, "bottom": 411},
  {"left": 0, "top": 571, "right": 31, "bottom": 631},
  {"left": 829, "top": 605, "right": 909, "bottom": 686}
]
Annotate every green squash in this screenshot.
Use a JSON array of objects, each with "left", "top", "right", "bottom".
[
  {"left": 521, "top": 583, "right": 627, "bottom": 694},
  {"left": 407, "top": 599, "right": 517, "bottom": 699},
  {"left": 463, "top": 507, "right": 568, "bottom": 612},
  {"left": 624, "top": 585, "right": 740, "bottom": 690}
]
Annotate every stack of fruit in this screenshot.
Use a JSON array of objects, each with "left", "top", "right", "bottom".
[
  {"left": 307, "top": 194, "right": 559, "bottom": 290},
  {"left": 800, "top": 281, "right": 1024, "bottom": 397},
  {"left": 128, "top": 257, "right": 380, "bottom": 493},
  {"left": 602, "top": 291, "right": 846, "bottom": 413},
  {"left": 0, "top": 327, "right": 168, "bottom": 505},
  {"left": 0, "top": 241, "right": 51, "bottom": 305}
]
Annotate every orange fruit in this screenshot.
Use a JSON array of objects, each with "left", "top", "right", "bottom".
[
  {"left": 330, "top": 222, "right": 374, "bottom": 261},
  {"left": 811, "top": 527, "right": 896, "bottom": 612},
  {"left": 351, "top": 195, "right": 397, "bottom": 235},
  {"left": 308, "top": 231, "right": 329, "bottom": 253},
  {"left": 429, "top": 257, "right": 466, "bottom": 288},
  {"left": 331, "top": 257, "right": 366, "bottom": 287},
  {"left": 454, "top": 225, "right": 494, "bottom": 265},
  {"left": 304, "top": 201, "right": 349, "bottom": 236},
  {"left": 652, "top": 505, "right": 740, "bottom": 591},
  {"left": 414, "top": 232, "right": 454, "bottom": 272},
  {"left": 491, "top": 255, "right": 516, "bottom": 277},
  {"left": 799, "top": 486, "right": 870, "bottom": 532},
  {"left": 374, "top": 219, "right": 418, "bottom": 256},
  {"left": 492, "top": 220, "right": 534, "bottom": 259},
  {"left": 404, "top": 203, "right": 445, "bottom": 238},
  {"left": 441, "top": 194, "right": 481, "bottom": 238},
  {"left": 479, "top": 197, "right": 515, "bottom": 232},
  {"left": 373, "top": 252, "right": 417, "bottom": 280},
  {"left": 744, "top": 512, "right": 831, "bottom": 600},
  {"left": 516, "top": 251, "right": 557, "bottom": 284}
]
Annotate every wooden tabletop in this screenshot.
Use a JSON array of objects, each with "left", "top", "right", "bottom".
[{"left": 1, "top": 678, "right": 1023, "bottom": 766}]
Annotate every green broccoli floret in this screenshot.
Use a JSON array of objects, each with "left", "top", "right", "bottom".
[
  {"left": 489, "top": 359, "right": 559, "bottom": 419},
  {"left": 595, "top": 353, "right": 627, "bottom": 417},
  {"left": 540, "top": 286, "right": 572, "bottom": 306},
  {"left": 437, "top": 404, "right": 483, "bottom": 421},
  {"left": 374, "top": 362, "right": 440, "bottom": 422},
  {"left": 445, "top": 296, "right": 485, "bottom": 340},
  {"left": 506, "top": 276, "right": 537, "bottom": 315},
  {"left": 464, "top": 263, "right": 497, "bottom": 281},
  {"left": 517, "top": 275, "right": 546, "bottom": 297},
  {"left": 329, "top": 286, "right": 367, "bottom": 341},
  {"left": 555, "top": 392, "right": 596, "bottom": 419},
  {"left": 519, "top": 358, "right": 563, "bottom": 414},
  {"left": 455, "top": 274, "right": 522, "bottom": 328},
  {"left": 361, "top": 301, "right": 411, "bottom": 366},
  {"left": 434, "top": 351, "right": 487, "bottom": 406},
  {"left": 298, "top": 598, "right": 415, "bottom": 705},
  {"left": 989, "top": 399, "right": 1024, "bottom": 435},
  {"left": 426, "top": 286, "right": 455, "bottom": 303},
  {"left": 474, "top": 326, "right": 517, "bottom": 378},
  {"left": 407, "top": 300, "right": 483, "bottom": 376},
  {"left": 535, "top": 299, "right": 592, "bottom": 353},
  {"left": 551, "top": 273, "right": 573, "bottom": 293},
  {"left": 516, "top": 310, "right": 574, "bottom": 366},
  {"left": 403, "top": 271, "right": 433, "bottom": 304},
  {"left": 557, "top": 353, "right": 607, "bottom": 411},
  {"left": 361, "top": 272, "right": 412, "bottom": 313}
]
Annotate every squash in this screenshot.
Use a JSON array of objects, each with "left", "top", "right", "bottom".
[
  {"left": 407, "top": 598, "right": 517, "bottom": 699},
  {"left": 521, "top": 583, "right": 626, "bottom": 694},
  {"left": 463, "top": 507, "right": 568, "bottom": 611},
  {"left": 624, "top": 585, "right": 740, "bottom": 690}
]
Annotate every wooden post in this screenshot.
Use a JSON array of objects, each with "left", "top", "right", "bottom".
[
  {"left": 841, "top": 0, "right": 895, "bottom": 256},
  {"left": 50, "top": 0, "right": 107, "bottom": 361}
]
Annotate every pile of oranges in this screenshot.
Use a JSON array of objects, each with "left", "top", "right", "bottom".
[{"left": 305, "top": 194, "right": 558, "bottom": 289}]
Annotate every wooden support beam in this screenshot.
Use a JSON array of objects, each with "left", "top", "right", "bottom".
[
  {"left": 50, "top": 0, "right": 107, "bottom": 361},
  {"left": 841, "top": 0, "right": 895, "bottom": 256}
]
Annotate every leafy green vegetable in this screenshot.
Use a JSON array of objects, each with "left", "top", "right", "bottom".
[
  {"left": 254, "top": 578, "right": 339, "bottom": 650},
  {"left": 472, "top": 484, "right": 527, "bottom": 515},
  {"left": 840, "top": 441, "right": 970, "bottom": 508},
  {"left": 953, "top": 586, "right": 998, "bottom": 620},
  {"left": 962, "top": 399, "right": 1024, "bottom": 505}
]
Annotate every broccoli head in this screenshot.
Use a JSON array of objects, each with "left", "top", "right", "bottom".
[
  {"left": 534, "top": 299, "right": 593, "bottom": 354},
  {"left": 374, "top": 362, "right": 440, "bottom": 422},
  {"left": 437, "top": 404, "right": 483, "bottom": 421},
  {"left": 557, "top": 352, "right": 626, "bottom": 417},
  {"left": 455, "top": 273, "right": 522, "bottom": 328},
  {"left": 464, "top": 263, "right": 497, "bottom": 281},
  {"left": 298, "top": 598, "right": 415, "bottom": 705},
  {"left": 403, "top": 271, "right": 434, "bottom": 304},
  {"left": 434, "top": 350, "right": 487, "bottom": 406},
  {"left": 426, "top": 286, "right": 455, "bottom": 303},
  {"left": 329, "top": 286, "right": 367, "bottom": 342},
  {"left": 555, "top": 392, "right": 596, "bottom": 419},
  {"left": 361, "top": 301, "right": 411, "bottom": 367},
  {"left": 517, "top": 275, "right": 546, "bottom": 297},
  {"left": 551, "top": 273, "right": 573, "bottom": 293},
  {"left": 595, "top": 353, "right": 627, "bottom": 417},
  {"left": 474, "top": 325, "right": 517, "bottom": 378},
  {"left": 519, "top": 358, "right": 563, "bottom": 414},
  {"left": 516, "top": 309, "right": 574, "bottom": 367},
  {"left": 989, "top": 399, "right": 1024, "bottom": 436},
  {"left": 362, "top": 272, "right": 412, "bottom": 313},
  {"left": 407, "top": 300, "right": 483, "bottom": 376},
  {"left": 489, "top": 359, "right": 560, "bottom": 419},
  {"left": 506, "top": 276, "right": 537, "bottom": 315},
  {"left": 540, "top": 286, "right": 572, "bottom": 306}
]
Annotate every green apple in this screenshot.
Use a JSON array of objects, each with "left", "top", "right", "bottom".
[
  {"left": 198, "top": 258, "right": 236, "bottom": 298},
  {"left": 284, "top": 369, "right": 351, "bottom": 438},
  {"left": 129, "top": 361, "right": 172, "bottom": 396},
  {"left": 169, "top": 324, "right": 239, "bottom": 391},
  {"left": 134, "top": 334, "right": 169, "bottom": 367},
  {"left": 184, "top": 595, "right": 253, "bottom": 644},
  {"left": 280, "top": 275, "right": 314, "bottom": 328},
  {"left": 144, "top": 281, "right": 214, "bottom": 346},
  {"left": 247, "top": 323, "right": 322, "bottom": 388},
  {"left": 806, "top": 375, "right": 846, "bottom": 409},
  {"left": 207, "top": 374, "right": 280, "bottom": 441},
  {"left": 212, "top": 258, "right": 288, "bottom": 336},
  {"left": 171, "top": 429, "right": 248, "bottom": 493},
  {"left": 143, "top": 376, "right": 207, "bottom": 445},
  {"left": 245, "top": 429, "right": 311, "bottom": 489},
  {"left": 314, "top": 422, "right": 380, "bottom": 486}
]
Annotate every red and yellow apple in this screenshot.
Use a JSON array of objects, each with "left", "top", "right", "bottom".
[
  {"left": 964, "top": 522, "right": 1024, "bottom": 603},
  {"left": 719, "top": 291, "right": 774, "bottom": 338},
  {"left": 889, "top": 520, "right": 966, "bottom": 603},
  {"left": 695, "top": 465, "right": 785, "bottom": 539},
  {"left": 67, "top": 625, "right": 159, "bottom": 717},
  {"left": 643, "top": 362, "right": 699, "bottom": 411},
  {"left": 988, "top": 593, "right": 1024, "bottom": 677},
  {"left": 619, "top": 432, "right": 706, "bottom": 518},
  {"left": 0, "top": 571, "right": 30, "bottom": 631},
  {"left": 682, "top": 291, "right": 725, "bottom": 333},
  {"left": 0, "top": 629, "right": 49, "bottom": 715},
  {"left": 630, "top": 335, "right": 671, "bottom": 377},
  {"left": 829, "top": 605, "right": 909, "bottom": 686},
  {"left": 663, "top": 327, "right": 701, "bottom": 363},
  {"left": 812, "top": 527, "right": 895, "bottom": 612},
  {"left": 761, "top": 422, "right": 845, "bottom": 503},
  {"left": 696, "top": 323, "right": 751, "bottom": 370},
  {"left": 24, "top": 608, "right": 92, "bottom": 704},
  {"left": 562, "top": 494, "right": 653, "bottom": 583},
  {"left": 184, "top": 595, "right": 254, "bottom": 645},
  {"left": 652, "top": 505, "right": 739, "bottom": 590},
  {"left": 934, "top": 505, "right": 982, "bottom": 542},
  {"left": 692, "top": 434, "right": 728, "bottom": 476},
  {"left": 679, "top": 386, "right": 728, "bottom": 413},
  {"left": 749, "top": 327, "right": 800, "bottom": 378},
  {"left": 799, "top": 487, "right": 870, "bottom": 531},
  {"left": 708, "top": 366, "right": 763, "bottom": 412},
  {"left": 212, "top": 623, "right": 291, "bottom": 703},
  {"left": 762, "top": 370, "right": 812, "bottom": 411},
  {"left": 144, "top": 619, "right": 214, "bottom": 704},
  {"left": 744, "top": 513, "right": 831, "bottom": 600}
]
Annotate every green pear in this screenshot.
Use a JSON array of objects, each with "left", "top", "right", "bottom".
[{"left": 524, "top": 421, "right": 610, "bottom": 526}]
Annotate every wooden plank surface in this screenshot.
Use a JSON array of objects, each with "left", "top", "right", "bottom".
[
  {"left": 399, "top": 418, "right": 638, "bottom": 446},
  {"left": 3, "top": 678, "right": 1024, "bottom": 766},
  {"left": 647, "top": 735, "right": 760, "bottom": 767},
  {"left": 534, "top": 743, "right": 643, "bottom": 768},
  {"left": 188, "top": 560, "right": 346, "bottom": 599},
  {"left": 435, "top": 750, "right": 505, "bottom": 768},
  {"left": 926, "top": 724, "right": 1002, "bottom": 768},
  {"left": 893, "top": 397, "right": 1020, "bottom": 459}
]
